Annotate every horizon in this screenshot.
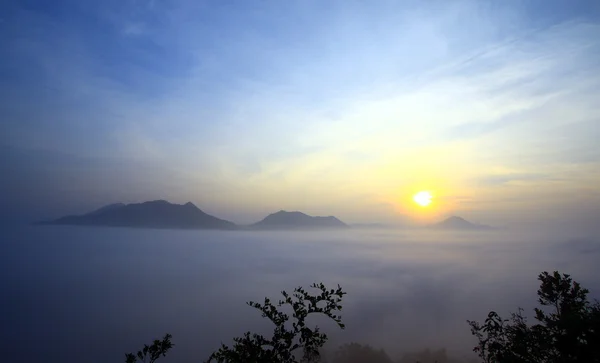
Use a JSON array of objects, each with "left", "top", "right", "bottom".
[
  {"left": 46, "top": 198, "right": 492, "bottom": 227},
  {"left": 1, "top": 0, "right": 600, "bottom": 231}
]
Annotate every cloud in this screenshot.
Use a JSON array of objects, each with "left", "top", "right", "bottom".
[
  {"left": 1, "top": 1, "right": 599, "bottom": 224},
  {"left": 122, "top": 22, "right": 147, "bottom": 36},
  {"left": 4, "top": 229, "right": 600, "bottom": 361},
  {"left": 475, "top": 173, "right": 559, "bottom": 187}
]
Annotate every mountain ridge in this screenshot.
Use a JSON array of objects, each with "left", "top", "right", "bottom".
[
  {"left": 41, "top": 201, "right": 495, "bottom": 231},
  {"left": 43, "top": 201, "right": 351, "bottom": 231},
  {"left": 250, "top": 210, "right": 349, "bottom": 230},
  {"left": 430, "top": 216, "right": 495, "bottom": 230},
  {"left": 46, "top": 200, "right": 236, "bottom": 230}
]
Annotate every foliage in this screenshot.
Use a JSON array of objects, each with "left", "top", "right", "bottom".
[
  {"left": 124, "top": 271, "right": 600, "bottom": 363},
  {"left": 468, "top": 271, "right": 600, "bottom": 363},
  {"left": 123, "top": 283, "right": 345, "bottom": 363},
  {"left": 207, "top": 282, "right": 346, "bottom": 363},
  {"left": 124, "top": 334, "right": 173, "bottom": 363}
]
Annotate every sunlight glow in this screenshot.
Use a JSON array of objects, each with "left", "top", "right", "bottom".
[{"left": 413, "top": 191, "right": 433, "bottom": 207}]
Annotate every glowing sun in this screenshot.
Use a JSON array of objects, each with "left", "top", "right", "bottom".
[{"left": 413, "top": 191, "right": 432, "bottom": 207}]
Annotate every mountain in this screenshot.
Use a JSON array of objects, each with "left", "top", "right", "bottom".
[
  {"left": 250, "top": 210, "right": 349, "bottom": 230},
  {"left": 47, "top": 200, "right": 236, "bottom": 230},
  {"left": 84, "top": 203, "right": 126, "bottom": 216},
  {"left": 430, "top": 216, "right": 494, "bottom": 230}
]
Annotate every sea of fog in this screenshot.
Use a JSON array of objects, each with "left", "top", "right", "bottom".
[{"left": 2, "top": 226, "right": 600, "bottom": 363}]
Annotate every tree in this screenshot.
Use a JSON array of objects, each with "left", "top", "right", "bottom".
[
  {"left": 207, "top": 282, "right": 346, "bottom": 363},
  {"left": 124, "top": 334, "right": 173, "bottom": 363},
  {"left": 125, "top": 271, "right": 600, "bottom": 363},
  {"left": 124, "top": 283, "right": 346, "bottom": 363},
  {"left": 468, "top": 271, "right": 600, "bottom": 363}
]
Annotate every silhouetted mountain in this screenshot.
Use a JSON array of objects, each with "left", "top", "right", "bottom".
[
  {"left": 47, "top": 200, "right": 236, "bottom": 230},
  {"left": 84, "top": 203, "right": 126, "bottom": 216},
  {"left": 250, "top": 210, "right": 348, "bottom": 230},
  {"left": 430, "top": 216, "right": 494, "bottom": 230}
]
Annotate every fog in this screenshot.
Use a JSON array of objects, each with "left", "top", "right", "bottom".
[{"left": 2, "top": 226, "right": 599, "bottom": 362}]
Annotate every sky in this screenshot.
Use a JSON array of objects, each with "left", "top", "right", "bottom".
[{"left": 1, "top": 0, "right": 599, "bottom": 227}]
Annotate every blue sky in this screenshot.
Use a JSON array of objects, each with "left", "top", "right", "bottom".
[{"left": 1, "top": 0, "right": 599, "bottom": 226}]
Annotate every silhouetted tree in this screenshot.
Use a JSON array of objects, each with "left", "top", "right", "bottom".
[
  {"left": 468, "top": 271, "right": 600, "bottom": 363},
  {"left": 125, "top": 271, "right": 599, "bottom": 363},
  {"left": 124, "top": 334, "right": 173, "bottom": 363},
  {"left": 207, "top": 282, "right": 346, "bottom": 363},
  {"left": 123, "top": 283, "right": 346, "bottom": 363}
]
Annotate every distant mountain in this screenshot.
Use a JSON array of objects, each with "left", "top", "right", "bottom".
[
  {"left": 251, "top": 210, "right": 349, "bottom": 230},
  {"left": 84, "top": 203, "right": 126, "bottom": 216},
  {"left": 430, "top": 216, "right": 494, "bottom": 230},
  {"left": 46, "top": 200, "right": 236, "bottom": 230}
]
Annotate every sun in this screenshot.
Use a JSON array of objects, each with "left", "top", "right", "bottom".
[{"left": 413, "top": 191, "right": 432, "bottom": 207}]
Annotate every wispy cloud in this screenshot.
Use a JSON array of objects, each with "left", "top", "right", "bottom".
[
  {"left": 475, "top": 173, "right": 560, "bottom": 187},
  {"left": 122, "top": 22, "right": 147, "bottom": 36},
  {"left": 1, "top": 0, "right": 599, "bottom": 225}
]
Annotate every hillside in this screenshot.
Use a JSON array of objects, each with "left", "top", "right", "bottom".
[
  {"left": 250, "top": 210, "right": 349, "bottom": 230},
  {"left": 48, "top": 200, "right": 237, "bottom": 230},
  {"left": 431, "top": 216, "right": 494, "bottom": 230}
]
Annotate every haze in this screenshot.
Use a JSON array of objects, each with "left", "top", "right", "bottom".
[
  {"left": 2, "top": 1, "right": 600, "bottom": 363},
  {"left": 1, "top": 0, "right": 599, "bottom": 229},
  {"left": 3, "top": 227, "right": 599, "bottom": 363}
]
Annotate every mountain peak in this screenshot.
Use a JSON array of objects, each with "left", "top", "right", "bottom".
[
  {"left": 251, "top": 210, "right": 348, "bottom": 230},
  {"left": 144, "top": 200, "right": 171, "bottom": 205},
  {"left": 273, "top": 210, "right": 306, "bottom": 216},
  {"left": 49, "top": 200, "right": 236, "bottom": 230},
  {"left": 432, "top": 216, "right": 494, "bottom": 230}
]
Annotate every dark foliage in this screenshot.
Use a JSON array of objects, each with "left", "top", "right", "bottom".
[
  {"left": 123, "top": 283, "right": 345, "bottom": 363},
  {"left": 468, "top": 271, "right": 600, "bottom": 363},
  {"left": 124, "top": 333, "right": 173, "bottom": 363},
  {"left": 207, "top": 282, "right": 346, "bottom": 363},
  {"left": 124, "top": 271, "right": 600, "bottom": 363}
]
